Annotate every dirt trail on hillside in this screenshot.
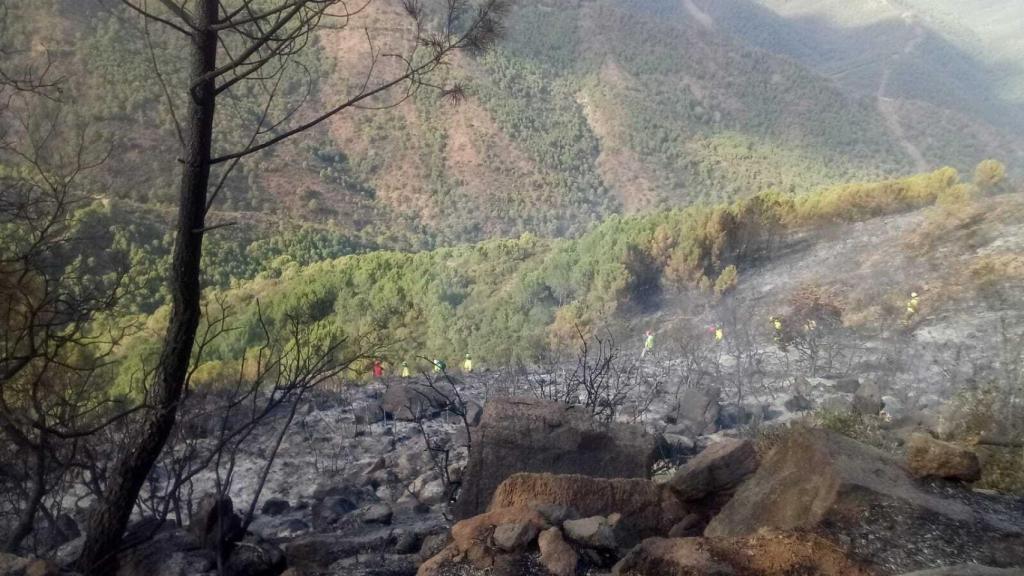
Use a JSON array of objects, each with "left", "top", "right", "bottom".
[{"left": 877, "top": 10, "right": 929, "bottom": 172}]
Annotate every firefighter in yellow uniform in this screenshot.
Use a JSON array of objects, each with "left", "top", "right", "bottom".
[
  {"left": 905, "top": 292, "right": 920, "bottom": 322},
  {"left": 714, "top": 325, "right": 724, "bottom": 342},
  {"left": 463, "top": 353, "right": 473, "bottom": 373},
  {"left": 401, "top": 361, "right": 411, "bottom": 378}
]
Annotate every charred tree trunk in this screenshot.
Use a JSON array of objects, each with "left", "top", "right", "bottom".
[
  {"left": 74, "top": 3, "right": 218, "bottom": 573},
  {"left": 3, "top": 434, "right": 47, "bottom": 553}
]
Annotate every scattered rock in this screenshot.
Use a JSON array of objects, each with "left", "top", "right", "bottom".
[
  {"left": 538, "top": 528, "right": 577, "bottom": 576},
  {"left": 612, "top": 537, "right": 734, "bottom": 576},
  {"left": 454, "top": 397, "right": 659, "bottom": 518},
  {"left": 907, "top": 433, "right": 981, "bottom": 482},
  {"left": 668, "top": 438, "right": 759, "bottom": 501},
  {"left": 260, "top": 498, "right": 290, "bottom": 517},
  {"left": 705, "top": 427, "right": 1024, "bottom": 573},
  {"left": 448, "top": 505, "right": 548, "bottom": 568},
  {"left": 563, "top": 516, "right": 616, "bottom": 550},
  {"left": 492, "top": 522, "right": 539, "bottom": 552},
  {"left": 464, "top": 401, "right": 483, "bottom": 426},
  {"left": 362, "top": 503, "right": 394, "bottom": 525}
]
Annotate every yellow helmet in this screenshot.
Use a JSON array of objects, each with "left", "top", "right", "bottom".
[{"left": 911, "top": 292, "right": 918, "bottom": 298}]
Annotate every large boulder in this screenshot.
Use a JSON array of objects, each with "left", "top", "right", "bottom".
[
  {"left": 487, "top": 473, "right": 686, "bottom": 545},
  {"left": 666, "top": 387, "right": 721, "bottom": 437},
  {"left": 906, "top": 433, "right": 981, "bottom": 482},
  {"left": 284, "top": 530, "right": 396, "bottom": 571},
  {"left": 381, "top": 383, "right": 456, "bottom": 421},
  {"left": 667, "top": 438, "right": 759, "bottom": 501},
  {"left": 189, "top": 494, "right": 242, "bottom": 550},
  {"left": 705, "top": 427, "right": 1024, "bottom": 573},
  {"left": 453, "top": 397, "right": 660, "bottom": 518},
  {"left": 613, "top": 530, "right": 875, "bottom": 576}
]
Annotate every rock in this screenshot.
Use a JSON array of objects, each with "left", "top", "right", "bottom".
[
  {"left": 613, "top": 530, "right": 875, "bottom": 576},
  {"left": 223, "top": 536, "right": 285, "bottom": 576},
  {"left": 834, "top": 377, "right": 861, "bottom": 394},
  {"left": 784, "top": 394, "right": 813, "bottom": 412},
  {"left": 563, "top": 516, "right": 616, "bottom": 549},
  {"left": 538, "top": 528, "right": 577, "bottom": 576},
  {"left": 488, "top": 473, "right": 686, "bottom": 546},
  {"left": 381, "top": 383, "right": 455, "bottom": 421},
  {"left": 260, "top": 498, "right": 290, "bottom": 516},
  {"left": 882, "top": 395, "right": 905, "bottom": 420},
  {"left": 662, "top": 433, "right": 696, "bottom": 452},
  {"left": 448, "top": 505, "right": 549, "bottom": 569},
  {"left": 454, "top": 397, "right": 660, "bottom": 518},
  {"left": 355, "top": 401, "right": 386, "bottom": 425},
  {"left": 821, "top": 395, "right": 854, "bottom": 413},
  {"left": 667, "top": 514, "right": 704, "bottom": 538},
  {"left": 906, "top": 433, "right": 981, "bottom": 482},
  {"left": 534, "top": 503, "right": 579, "bottom": 526},
  {"left": 116, "top": 524, "right": 215, "bottom": 576},
  {"left": 311, "top": 484, "right": 372, "bottom": 530},
  {"left": 0, "top": 554, "right": 59, "bottom": 576},
  {"left": 362, "top": 503, "right": 394, "bottom": 525},
  {"left": 408, "top": 472, "right": 447, "bottom": 505},
  {"left": 853, "top": 380, "right": 884, "bottom": 415},
  {"left": 668, "top": 438, "right": 759, "bottom": 501},
  {"left": 897, "top": 565, "right": 1024, "bottom": 575},
  {"left": 284, "top": 531, "right": 396, "bottom": 571},
  {"left": 329, "top": 553, "right": 418, "bottom": 576},
  {"left": 668, "top": 387, "right": 721, "bottom": 437},
  {"left": 705, "top": 427, "right": 1024, "bottom": 573},
  {"left": 492, "top": 522, "right": 539, "bottom": 552},
  {"left": 417, "top": 532, "right": 452, "bottom": 563},
  {"left": 189, "top": 494, "right": 242, "bottom": 550},
  {"left": 393, "top": 530, "right": 419, "bottom": 555},
  {"left": 612, "top": 537, "right": 734, "bottom": 576},
  {"left": 464, "top": 401, "right": 484, "bottom": 426}
]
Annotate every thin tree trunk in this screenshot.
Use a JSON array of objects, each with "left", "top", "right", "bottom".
[
  {"left": 75, "top": 3, "right": 218, "bottom": 573},
  {"left": 4, "top": 436, "right": 47, "bottom": 553}
]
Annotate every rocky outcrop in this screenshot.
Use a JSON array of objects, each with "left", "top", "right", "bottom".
[
  {"left": 613, "top": 530, "right": 875, "bottom": 576},
  {"left": 705, "top": 427, "right": 1024, "bottom": 572},
  {"left": 897, "top": 565, "right": 1024, "bottom": 575},
  {"left": 453, "top": 397, "right": 659, "bottom": 518},
  {"left": 488, "top": 473, "right": 686, "bottom": 545},
  {"left": 667, "top": 438, "right": 759, "bottom": 501},
  {"left": 906, "top": 433, "right": 981, "bottom": 482}
]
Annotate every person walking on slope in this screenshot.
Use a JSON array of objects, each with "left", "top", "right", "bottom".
[
  {"left": 904, "top": 291, "right": 920, "bottom": 323},
  {"left": 401, "top": 361, "right": 411, "bottom": 378},
  {"left": 641, "top": 330, "right": 655, "bottom": 358},
  {"left": 709, "top": 325, "right": 724, "bottom": 342},
  {"left": 463, "top": 353, "right": 473, "bottom": 373},
  {"left": 372, "top": 359, "right": 384, "bottom": 378},
  {"left": 433, "top": 358, "right": 447, "bottom": 374}
]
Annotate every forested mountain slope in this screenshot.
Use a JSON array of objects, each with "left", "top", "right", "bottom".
[{"left": 10, "top": 0, "right": 1019, "bottom": 251}]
